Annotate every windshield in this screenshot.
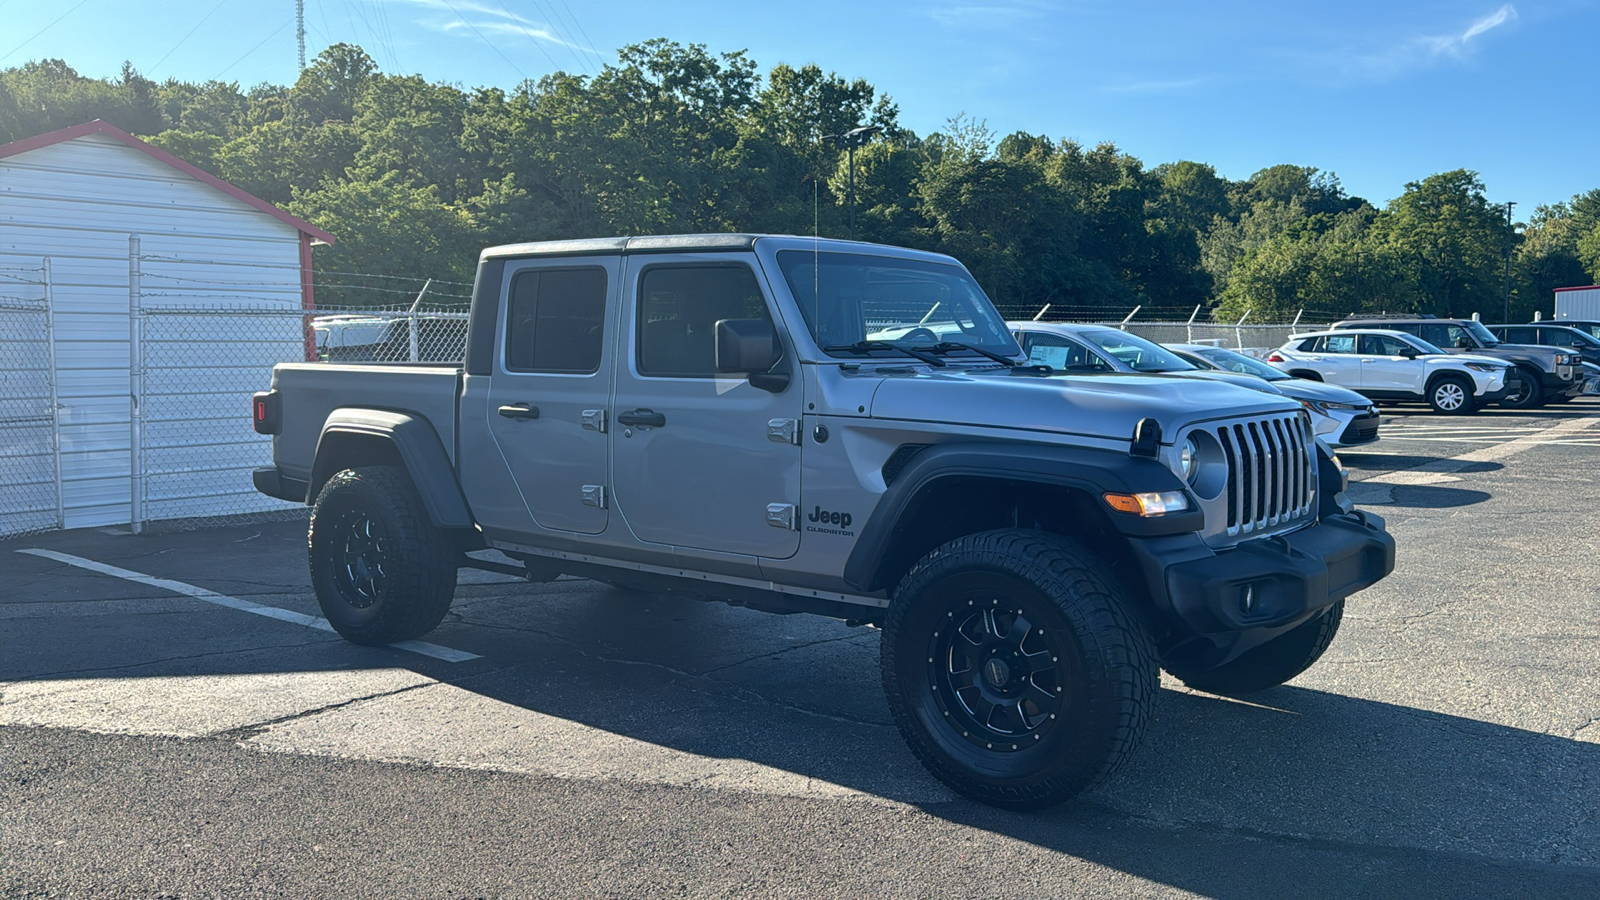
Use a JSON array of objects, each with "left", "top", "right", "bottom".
[
  {"left": 1194, "top": 347, "right": 1290, "bottom": 380},
  {"left": 777, "top": 250, "right": 1019, "bottom": 360},
  {"left": 1075, "top": 328, "right": 1197, "bottom": 372},
  {"left": 1560, "top": 328, "right": 1600, "bottom": 347},
  {"left": 1466, "top": 320, "right": 1500, "bottom": 346}
]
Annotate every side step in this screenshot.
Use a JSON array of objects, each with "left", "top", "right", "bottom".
[{"left": 457, "top": 556, "right": 560, "bottom": 583}]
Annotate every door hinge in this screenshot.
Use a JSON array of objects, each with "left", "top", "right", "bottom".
[
  {"left": 582, "top": 409, "right": 607, "bottom": 433},
  {"left": 767, "top": 418, "right": 800, "bottom": 445},
  {"left": 766, "top": 502, "right": 798, "bottom": 530},
  {"left": 582, "top": 485, "right": 607, "bottom": 509}
]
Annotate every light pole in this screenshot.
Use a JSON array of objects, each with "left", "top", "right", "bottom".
[
  {"left": 821, "top": 124, "right": 881, "bottom": 240},
  {"left": 1502, "top": 201, "right": 1516, "bottom": 322}
]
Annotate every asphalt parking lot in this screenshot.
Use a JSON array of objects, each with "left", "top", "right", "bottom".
[{"left": 4, "top": 400, "right": 1600, "bottom": 898}]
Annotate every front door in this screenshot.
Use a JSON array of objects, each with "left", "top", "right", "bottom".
[
  {"left": 610, "top": 257, "right": 803, "bottom": 558},
  {"left": 485, "top": 258, "right": 617, "bottom": 535}
]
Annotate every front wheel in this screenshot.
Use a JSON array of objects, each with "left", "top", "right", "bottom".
[
  {"left": 1498, "top": 369, "right": 1543, "bottom": 410},
  {"left": 881, "top": 530, "right": 1156, "bottom": 810},
  {"left": 309, "top": 466, "right": 458, "bottom": 645},
  {"left": 1166, "top": 601, "right": 1344, "bottom": 696},
  {"left": 1428, "top": 376, "right": 1475, "bottom": 414}
]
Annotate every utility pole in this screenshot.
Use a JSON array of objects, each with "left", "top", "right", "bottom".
[
  {"left": 1502, "top": 201, "right": 1516, "bottom": 322},
  {"left": 296, "top": 0, "right": 306, "bottom": 71},
  {"left": 821, "top": 125, "right": 881, "bottom": 240}
]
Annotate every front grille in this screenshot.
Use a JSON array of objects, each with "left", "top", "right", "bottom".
[
  {"left": 1216, "top": 414, "right": 1314, "bottom": 535},
  {"left": 1341, "top": 414, "right": 1380, "bottom": 445}
]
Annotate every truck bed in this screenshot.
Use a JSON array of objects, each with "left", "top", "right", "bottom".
[{"left": 269, "top": 363, "right": 464, "bottom": 478}]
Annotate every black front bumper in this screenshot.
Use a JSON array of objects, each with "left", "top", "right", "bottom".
[
  {"left": 1130, "top": 509, "right": 1395, "bottom": 669},
  {"left": 1337, "top": 411, "right": 1380, "bottom": 446}
]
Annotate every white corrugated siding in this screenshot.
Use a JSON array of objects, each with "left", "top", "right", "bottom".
[
  {"left": 0, "top": 133, "right": 305, "bottom": 531},
  {"left": 1555, "top": 287, "right": 1600, "bottom": 322}
]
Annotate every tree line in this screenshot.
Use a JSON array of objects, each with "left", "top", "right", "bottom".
[{"left": 3, "top": 41, "right": 1598, "bottom": 321}]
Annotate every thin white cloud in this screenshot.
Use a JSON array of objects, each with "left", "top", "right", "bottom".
[
  {"left": 1348, "top": 4, "right": 1518, "bottom": 79},
  {"left": 1102, "top": 76, "right": 1211, "bottom": 94},
  {"left": 930, "top": 2, "right": 1050, "bottom": 28},
  {"left": 391, "top": 0, "right": 603, "bottom": 57}
]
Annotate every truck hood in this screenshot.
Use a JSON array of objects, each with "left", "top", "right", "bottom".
[{"left": 869, "top": 368, "right": 1299, "bottom": 441}]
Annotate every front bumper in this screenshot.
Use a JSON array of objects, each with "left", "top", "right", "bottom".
[
  {"left": 1129, "top": 508, "right": 1395, "bottom": 669},
  {"left": 1333, "top": 410, "right": 1380, "bottom": 447}
]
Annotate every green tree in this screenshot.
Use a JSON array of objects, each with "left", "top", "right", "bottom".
[{"left": 1369, "top": 170, "right": 1510, "bottom": 318}]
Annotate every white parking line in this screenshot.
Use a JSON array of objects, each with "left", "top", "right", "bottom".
[
  {"left": 1358, "top": 416, "right": 1600, "bottom": 486},
  {"left": 16, "top": 549, "right": 481, "bottom": 663}
]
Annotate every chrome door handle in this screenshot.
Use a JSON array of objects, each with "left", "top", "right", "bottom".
[
  {"left": 498, "top": 403, "right": 539, "bottom": 419},
  {"left": 616, "top": 409, "right": 666, "bottom": 428}
]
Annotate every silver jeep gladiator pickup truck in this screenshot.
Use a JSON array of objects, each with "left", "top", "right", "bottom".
[{"left": 251, "top": 234, "right": 1394, "bottom": 809}]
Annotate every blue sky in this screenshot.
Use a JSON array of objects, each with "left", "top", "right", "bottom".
[{"left": 4, "top": 0, "right": 1595, "bottom": 212}]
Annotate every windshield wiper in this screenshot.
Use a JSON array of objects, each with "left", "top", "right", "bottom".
[
  {"left": 824, "top": 340, "right": 946, "bottom": 367},
  {"left": 912, "top": 340, "right": 1021, "bottom": 366}
]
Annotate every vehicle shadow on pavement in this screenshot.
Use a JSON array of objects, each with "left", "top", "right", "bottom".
[
  {"left": 1340, "top": 454, "right": 1503, "bottom": 475},
  {"left": 4, "top": 526, "right": 1598, "bottom": 896}
]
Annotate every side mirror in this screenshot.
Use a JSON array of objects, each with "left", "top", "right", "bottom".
[
  {"left": 1399, "top": 347, "right": 1419, "bottom": 359},
  {"left": 716, "top": 318, "right": 790, "bottom": 392}
]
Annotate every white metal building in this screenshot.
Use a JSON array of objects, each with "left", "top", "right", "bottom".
[
  {"left": 0, "top": 120, "right": 334, "bottom": 535},
  {"left": 1554, "top": 285, "right": 1600, "bottom": 321}
]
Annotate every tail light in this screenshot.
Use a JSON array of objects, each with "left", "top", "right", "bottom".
[
  {"left": 252, "top": 390, "right": 281, "bottom": 435},
  {"left": 1266, "top": 353, "right": 1285, "bottom": 363}
]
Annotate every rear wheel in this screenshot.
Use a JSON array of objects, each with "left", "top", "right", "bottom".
[
  {"left": 881, "top": 529, "right": 1156, "bottom": 810},
  {"left": 309, "top": 466, "right": 457, "bottom": 645},
  {"left": 1428, "top": 376, "right": 1475, "bottom": 414},
  {"left": 1166, "top": 601, "right": 1344, "bottom": 696}
]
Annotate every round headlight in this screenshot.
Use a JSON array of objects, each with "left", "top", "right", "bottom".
[{"left": 1180, "top": 436, "right": 1198, "bottom": 483}]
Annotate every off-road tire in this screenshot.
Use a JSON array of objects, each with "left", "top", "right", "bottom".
[
  {"left": 309, "top": 466, "right": 457, "bottom": 645},
  {"left": 1428, "top": 375, "right": 1475, "bottom": 415},
  {"left": 1167, "top": 600, "right": 1344, "bottom": 696},
  {"left": 1498, "top": 369, "right": 1543, "bottom": 410},
  {"left": 881, "top": 529, "right": 1156, "bottom": 810}
]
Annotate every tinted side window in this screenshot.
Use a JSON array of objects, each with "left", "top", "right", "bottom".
[
  {"left": 1501, "top": 326, "right": 1536, "bottom": 344},
  {"left": 638, "top": 265, "right": 772, "bottom": 377},
  {"left": 1417, "top": 324, "right": 1449, "bottom": 346},
  {"left": 1295, "top": 337, "right": 1321, "bottom": 352},
  {"left": 505, "top": 268, "right": 608, "bottom": 373}
]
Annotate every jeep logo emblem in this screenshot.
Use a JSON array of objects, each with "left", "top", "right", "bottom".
[{"left": 808, "top": 506, "right": 852, "bottom": 529}]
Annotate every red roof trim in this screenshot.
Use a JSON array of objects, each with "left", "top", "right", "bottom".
[
  {"left": 0, "top": 120, "right": 335, "bottom": 245},
  {"left": 1553, "top": 285, "right": 1600, "bottom": 293}
]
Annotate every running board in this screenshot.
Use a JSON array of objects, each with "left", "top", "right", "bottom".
[{"left": 457, "top": 556, "right": 559, "bottom": 582}]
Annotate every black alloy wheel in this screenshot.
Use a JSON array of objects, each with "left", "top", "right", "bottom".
[
  {"left": 309, "top": 466, "right": 458, "bottom": 645},
  {"left": 882, "top": 529, "right": 1155, "bottom": 810},
  {"left": 1499, "top": 369, "right": 1542, "bottom": 410}
]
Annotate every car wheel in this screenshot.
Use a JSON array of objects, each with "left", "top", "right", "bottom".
[
  {"left": 881, "top": 529, "right": 1156, "bottom": 810},
  {"left": 309, "top": 466, "right": 458, "bottom": 645},
  {"left": 1428, "top": 376, "right": 1475, "bottom": 414},
  {"left": 1165, "top": 601, "right": 1344, "bottom": 696},
  {"left": 1498, "top": 369, "right": 1543, "bottom": 410}
]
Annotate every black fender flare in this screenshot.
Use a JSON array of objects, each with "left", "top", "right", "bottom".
[
  {"left": 842, "top": 441, "right": 1202, "bottom": 592},
  {"left": 309, "top": 408, "right": 475, "bottom": 529}
]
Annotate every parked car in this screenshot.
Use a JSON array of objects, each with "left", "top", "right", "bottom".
[
  {"left": 1549, "top": 319, "right": 1600, "bottom": 342},
  {"left": 1166, "top": 343, "right": 1380, "bottom": 448},
  {"left": 1486, "top": 323, "right": 1600, "bottom": 367},
  {"left": 251, "top": 234, "right": 1393, "bottom": 810},
  {"left": 1266, "top": 329, "right": 1512, "bottom": 414},
  {"left": 1329, "top": 315, "right": 1586, "bottom": 408},
  {"left": 1009, "top": 322, "right": 1276, "bottom": 389}
]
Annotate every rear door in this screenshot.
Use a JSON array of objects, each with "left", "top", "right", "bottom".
[
  {"left": 609, "top": 256, "right": 805, "bottom": 558},
  {"left": 1311, "top": 333, "right": 1361, "bottom": 386},
  {"left": 485, "top": 258, "right": 618, "bottom": 535}
]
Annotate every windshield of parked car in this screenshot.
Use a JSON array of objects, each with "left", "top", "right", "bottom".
[
  {"left": 1194, "top": 347, "right": 1291, "bottom": 380},
  {"left": 1465, "top": 320, "right": 1501, "bottom": 346},
  {"left": 1075, "top": 328, "right": 1197, "bottom": 373},
  {"left": 777, "top": 250, "right": 1020, "bottom": 360}
]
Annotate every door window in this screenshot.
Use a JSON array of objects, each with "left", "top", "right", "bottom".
[
  {"left": 1359, "top": 334, "right": 1413, "bottom": 356},
  {"left": 505, "top": 268, "right": 608, "bottom": 373},
  {"left": 1501, "top": 326, "right": 1537, "bottom": 344},
  {"left": 637, "top": 265, "right": 773, "bottom": 377},
  {"left": 1321, "top": 334, "right": 1358, "bottom": 354}
]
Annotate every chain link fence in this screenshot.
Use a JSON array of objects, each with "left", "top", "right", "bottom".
[{"left": 0, "top": 264, "right": 58, "bottom": 537}]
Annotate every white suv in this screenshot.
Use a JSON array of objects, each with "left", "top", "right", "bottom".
[{"left": 1267, "top": 329, "right": 1513, "bottom": 414}]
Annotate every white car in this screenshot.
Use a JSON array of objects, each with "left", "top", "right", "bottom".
[
  {"left": 1167, "top": 343, "right": 1380, "bottom": 448},
  {"left": 1266, "top": 329, "right": 1513, "bottom": 414}
]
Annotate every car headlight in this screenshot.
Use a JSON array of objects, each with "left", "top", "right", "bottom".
[
  {"left": 1180, "top": 436, "right": 1198, "bottom": 483},
  {"left": 1300, "top": 398, "right": 1368, "bottom": 414},
  {"left": 1557, "top": 353, "right": 1579, "bottom": 366},
  {"left": 1463, "top": 362, "right": 1502, "bottom": 373}
]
